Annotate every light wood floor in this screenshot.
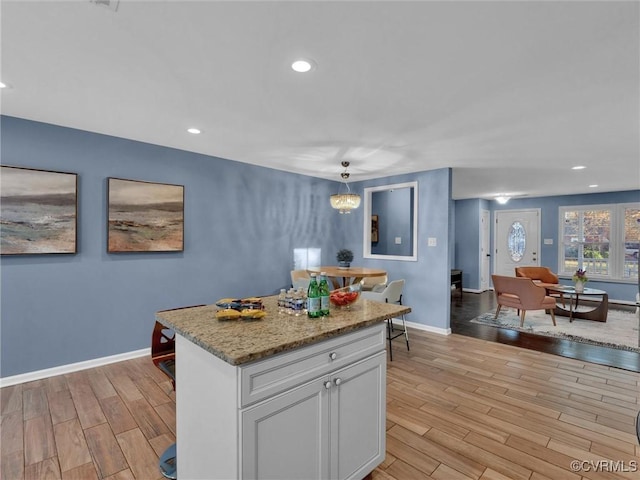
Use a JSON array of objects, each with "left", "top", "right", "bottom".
[{"left": 2, "top": 330, "right": 639, "bottom": 480}]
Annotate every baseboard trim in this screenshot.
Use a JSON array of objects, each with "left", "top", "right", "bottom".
[
  {"left": 0, "top": 348, "right": 151, "bottom": 388},
  {"left": 390, "top": 318, "right": 451, "bottom": 335},
  {"left": 461, "top": 288, "right": 487, "bottom": 294}
]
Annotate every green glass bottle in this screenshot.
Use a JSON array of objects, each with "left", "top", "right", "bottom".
[
  {"left": 319, "top": 272, "right": 330, "bottom": 316},
  {"left": 307, "top": 274, "right": 321, "bottom": 318}
]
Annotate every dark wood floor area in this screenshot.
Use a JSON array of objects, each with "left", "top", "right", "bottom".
[{"left": 451, "top": 291, "right": 640, "bottom": 373}]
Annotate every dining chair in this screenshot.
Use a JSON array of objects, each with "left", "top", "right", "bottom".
[
  {"left": 290, "top": 269, "right": 311, "bottom": 290},
  {"left": 360, "top": 274, "right": 388, "bottom": 292},
  {"left": 361, "top": 279, "right": 409, "bottom": 360}
]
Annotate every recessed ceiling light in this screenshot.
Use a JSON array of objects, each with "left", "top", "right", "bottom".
[
  {"left": 589, "top": 184, "right": 598, "bottom": 188},
  {"left": 187, "top": 128, "right": 201, "bottom": 134},
  {"left": 572, "top": 165, "right": 586, "bottom": 170},
  {"left": 0, "top": 82, "right": 7, "bottom": 89},
  {"left": 291, "top": 59, "right": 314, "bottom": 73}
]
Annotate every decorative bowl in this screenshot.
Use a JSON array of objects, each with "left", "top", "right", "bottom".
[{"left": 329, "top": 283, "right": 361, "bottom": 308}]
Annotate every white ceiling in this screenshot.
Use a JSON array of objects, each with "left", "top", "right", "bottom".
[{"left": 1, "top": 0, "right": 638, "bottom": 200}]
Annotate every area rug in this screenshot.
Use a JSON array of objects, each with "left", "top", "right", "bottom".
[{"left": 470, "top": 308, "right": 640, "bottom": 353}]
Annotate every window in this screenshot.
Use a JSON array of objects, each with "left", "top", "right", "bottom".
[
  {"left": 559, "top": 203, "right": 639, "bottom": 282},
  {"left": 293, "top": 248, "right": 321, "bottom": 270},
  {"left": 508, "top": 221, "right": 526, "bottom": 262}
]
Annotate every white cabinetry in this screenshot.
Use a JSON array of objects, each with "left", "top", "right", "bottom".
[
  {"left": 175, "top": 323, "right": 386, "bottom": 480},
  {"left": 241, "top": 351, "right": 386, "bottom": 480}
]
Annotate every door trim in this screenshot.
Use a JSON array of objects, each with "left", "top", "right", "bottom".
[
  {"left": 480, "top": 209, "right": 490, "bottom": 291},
  {"left": 493, "top": 208, "right": 541, "bottom": 278}
]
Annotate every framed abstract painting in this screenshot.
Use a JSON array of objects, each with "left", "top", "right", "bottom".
[
  {"left": 1, "top": 165, "right": 78, "bottom": 255},
  {"left": 107, "top": 177, "right": 184, "bottom": 252}
]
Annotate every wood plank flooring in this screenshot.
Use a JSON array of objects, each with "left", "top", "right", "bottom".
[
  {"left": 376, "top": 330, "right": 640, "bottom": 480},
  {"left": 1, "top": 330, "right": 638, "bottom": 479},
  {"left": 0, "top": 357, "right": 174, "bottom": 480},
  {"left": 3, "top": 286, "right": 640, "bottom": 480}
]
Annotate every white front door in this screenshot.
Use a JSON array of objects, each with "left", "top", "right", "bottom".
[
  {"left": 481, "top": 210, "right": 491, "bottom": 291},
  {"left": 494, "top": 209, "right": 541, "bottom": 278}
]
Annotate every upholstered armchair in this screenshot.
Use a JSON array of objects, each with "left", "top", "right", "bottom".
[
  {"left": 514, "top": 266, "right": 559, "bottom": 286},
  {"left": 492, "top": 274, "right": 557, "bottom": 327},
  {"left": 515, "top": 266, "right": 564, "bottom": 306}
]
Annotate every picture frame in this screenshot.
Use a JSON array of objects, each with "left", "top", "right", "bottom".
[
  {"left": 371, "top": 215, "right": 379, "bottom": 243},
  {"left": 1, "top": 165, "right": 78, "bottom": 255},
  {"left": 108, "top": 177, "right": 184, "bottom": 253}
]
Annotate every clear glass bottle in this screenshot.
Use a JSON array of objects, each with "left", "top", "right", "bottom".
[
  {"left": 293, "top": 289, "right": 304, "bottom": 316},
  {"left": 297, "top": 287, "right": 308, "bottom": 315},
  {"left": 285, "top": 288, "right": 294, "bottom": 315},
  {"left": 307, "top": 274, "right": 321, "bottom": 318},
  {"left": 319, "top": 272, "right": 330, "bottom": 316},
  {"left": 277, "top": 289, "right": 286, "bottom": 315}
]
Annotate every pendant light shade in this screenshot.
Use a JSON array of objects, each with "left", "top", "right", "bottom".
[
  {"left": 330, "top": 161, "right": 361, "bottom": 214},
  {"left": 330, "top": 192, "right": 361, "bottom": 213}
]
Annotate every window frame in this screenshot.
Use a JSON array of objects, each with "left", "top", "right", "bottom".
[{"left": 558, "top": 202, "right": 639, "bottom": 283}]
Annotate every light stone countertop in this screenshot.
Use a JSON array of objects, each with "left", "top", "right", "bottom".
[{"left": 156, "top": 296, "right": 411, "bottom": 366}]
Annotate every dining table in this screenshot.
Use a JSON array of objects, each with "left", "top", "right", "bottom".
[{"left": 307, "top": 266, "right": 387, "bottom": 290}]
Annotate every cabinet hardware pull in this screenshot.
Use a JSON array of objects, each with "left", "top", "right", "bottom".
[
  {"left": 324, "top": 381, "right": 332, "bottom": 389},
  {"left": 329, "top": 352, "right": 337, "bottom": 360},
  {"left": 334, "top": 378, "right": 342, "bottom": 386}
]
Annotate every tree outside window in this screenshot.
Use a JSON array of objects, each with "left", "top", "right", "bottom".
[{"left": 559, "top": 204, "right": 638, "bottom": 282}]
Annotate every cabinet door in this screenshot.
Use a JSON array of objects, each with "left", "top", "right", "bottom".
[
  {"left": 241, "top": 378, "right": 330, "bottom": 480},
  {"left": 329, "top": 351, "right": 386, "bottom": 480}
]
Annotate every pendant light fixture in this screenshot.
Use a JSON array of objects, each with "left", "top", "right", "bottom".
[{"left": 330, "top": 161, "right": 361, "bottom": 214}]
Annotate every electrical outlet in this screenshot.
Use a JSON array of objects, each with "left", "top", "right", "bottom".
[
  {"left": 395, "top": 237, "right": 402, "bottom": 244},
  {"left": 428, "top": 237, "right": 437, "bottom": 247}
]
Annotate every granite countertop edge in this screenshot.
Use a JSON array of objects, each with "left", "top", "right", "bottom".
[{"left": 157, "top": 303, "right": 411, "bottom": 366}]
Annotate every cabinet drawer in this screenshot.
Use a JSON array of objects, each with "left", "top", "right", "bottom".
[{"left": 240, "top": 323, "right": 385, "bottom": 407}]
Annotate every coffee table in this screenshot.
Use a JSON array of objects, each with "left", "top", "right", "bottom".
[{"left": 546, "top": 285, "right": 608, "bottom": 322}]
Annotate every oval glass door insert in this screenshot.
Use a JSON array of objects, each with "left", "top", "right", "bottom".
[{"left": 508, "top": 221, "right": 526, "bottom": 262}]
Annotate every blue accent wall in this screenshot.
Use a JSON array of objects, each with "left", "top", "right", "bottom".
[
  {"left": 1, "top": 116, "right": 453, "bottom": 377},
  {"left": 349, "top": 169, "right": 453, "bottom": 332},
  {"left": 455, "top": 190, "right": 640, "bottom": 300}
]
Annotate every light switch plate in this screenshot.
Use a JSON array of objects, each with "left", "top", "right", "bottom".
[
  {"left": 395, "top": 237, "right": 402, "bottom": 244},
  {"left": 428, "top": 237, "right": 437, "bottom": 247}
]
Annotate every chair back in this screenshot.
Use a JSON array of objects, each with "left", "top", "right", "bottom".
[
  {"left": 492, "top": 275, "right": 546, "bottom": 309},
  {"left": 151, "top": 321, "right": 176, "bottom": 387},
  {"left": 514, "top": 266, "right": 559, "bottom": 284},
  {"left": 291, "top": 269, "right": 311, "bottom": 290},
  {"left": 361, "top": 274, "right": 388, "bottom": 291},
  {"left": 383, "top": 279, "right": 405, "bottom": 305}
]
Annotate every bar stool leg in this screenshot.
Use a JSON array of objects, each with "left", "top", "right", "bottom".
[
  {"left": 159, "top": 443, "right": 177, "bottom": 479},
  {"left": 387, "top": 319, "right": 394, "bottom": 361}
]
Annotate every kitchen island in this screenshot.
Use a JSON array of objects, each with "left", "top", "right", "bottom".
[{"left": 156, "top": 295, "right": 411, "bottom": 480}]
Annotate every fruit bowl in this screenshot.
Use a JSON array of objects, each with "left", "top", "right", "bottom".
[{"left": 329, "top": 284, "right": 361, "bottom": 309}]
